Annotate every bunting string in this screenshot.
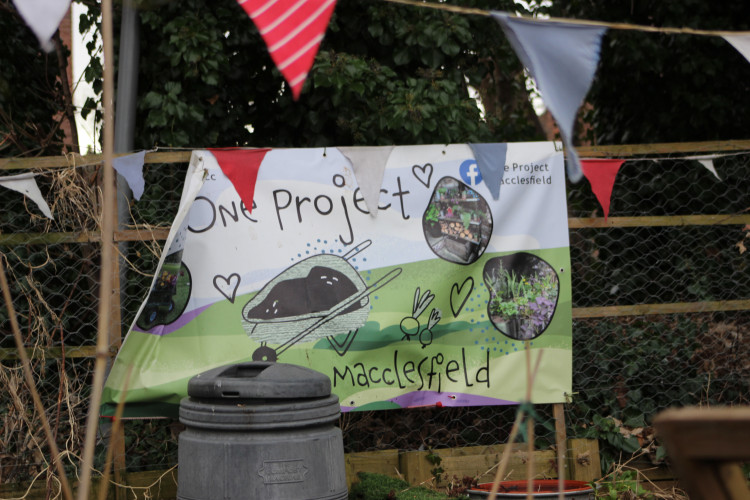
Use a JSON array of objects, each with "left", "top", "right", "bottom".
[
  {"left": 2, "top": 147, "right": 750, "bottom": 171},
  {"left": 380, "top": 0, "right": 750, "bottom": 37}
]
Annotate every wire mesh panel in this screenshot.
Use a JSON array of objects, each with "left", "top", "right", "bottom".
[{"left": 1, "top": 148, "right": 748, "bottom": 492}]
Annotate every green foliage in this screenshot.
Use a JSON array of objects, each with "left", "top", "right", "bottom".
[
  {"left": 569, "top": 316, "right": 733, "bottom": 473},
  {"left": 596, "top": 470, "right": 652, "bottom": 500},
  {"left": 425, "top": 450, "right": 444, "bottom": 483},
  {"left": 349, "top": 472, "right": 466, "bottom": 500},
  {"left": 459, "top": 211, "right": 471, "bottom": 229},
  {"left": 424, "top": 203, "right": 439, "bottom": 223},
  {"left": 581, "top": 415, "right": 641, "bottom": 473},
  {"left": 73, "top": 0, "right": 548, "bottom": 150}
]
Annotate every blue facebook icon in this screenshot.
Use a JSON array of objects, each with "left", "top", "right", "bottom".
[{"left": 459, "top": 159, "right": 483, "bottom": 187}]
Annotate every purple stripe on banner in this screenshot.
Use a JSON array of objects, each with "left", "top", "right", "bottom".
[{"left": 340, "top": 390, "right": 517, "bottom": 411}]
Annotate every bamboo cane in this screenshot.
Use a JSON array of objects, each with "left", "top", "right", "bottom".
[
  {"left": 75, "top": 0, "right": 117, "bottom": 497},
  {"left": 96, "top": 365, "right": 133, "bottom": 500},
  {"left": 487, "top": 349, "right": 544, "bottom": 500}
]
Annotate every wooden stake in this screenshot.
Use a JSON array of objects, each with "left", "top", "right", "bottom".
[
  {"left": 76, "top": 0, "right": 117, "bottom": 496},
  {"left": 553, "top": 403, "right": 567, "bottom": 500},
  {"left": 97, "top": 365, "right": 133, "bottom": 500}
]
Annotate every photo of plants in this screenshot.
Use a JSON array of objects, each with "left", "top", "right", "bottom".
[
  {"left": 136, "top": 250, "right": 192, "bottom": 330},
  {"left": 483, "top": 253, "right": 559, "bottom": 340},
  {"left": 422, "top": 177, "right": 493, "bottom": 264}
]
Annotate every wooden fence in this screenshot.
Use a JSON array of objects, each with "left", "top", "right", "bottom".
[{"left": 1, "top": 139, "right": 749, "bottom": 498}]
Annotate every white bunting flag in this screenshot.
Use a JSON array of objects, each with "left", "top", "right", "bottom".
[
  {"left": 0, "top": 172, "right": 54, "bottom": 219},
  {"left": 12, "top": 0, "right": 72, "bottom": 51},
  {"left": 113, "top": 150, "right": 148, "bottom": 200},
  {"left": 723, "top": 34, "right": 750, "bottom": 64},
  {"left": 492, "top": 13, "right": 606, "bottom": 183},
  {"left": 686, "top": 155, "right": 721, "bottom": 180},
  {"left": 337, "top": 146, "right": 394, "bottom": 217}
]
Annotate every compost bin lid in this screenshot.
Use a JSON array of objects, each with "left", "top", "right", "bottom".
[{"left": 187, "top": 361, "right": 331, "bottom": 400}]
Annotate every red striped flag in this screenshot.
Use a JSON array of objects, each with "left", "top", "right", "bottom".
[{"left": 238, "top": 0, "right": 337, "bottom": 99}]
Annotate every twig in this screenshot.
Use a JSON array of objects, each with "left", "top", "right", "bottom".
[
  {"left": 0, "top": 253, "right": 73, "bottom": 500},
  {"left": 380, "top": 0, "right": 750, "bottom": 36}
]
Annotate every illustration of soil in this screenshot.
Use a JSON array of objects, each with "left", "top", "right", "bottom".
[{"left": 245, "top": 266, "right": 360, "bottom": 319}]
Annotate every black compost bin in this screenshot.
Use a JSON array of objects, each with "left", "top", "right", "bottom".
[{"left": 177, "top": 361, "right": 347, "bottom": 500}]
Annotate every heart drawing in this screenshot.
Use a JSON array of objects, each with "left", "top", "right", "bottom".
[
  {"left": 450, "top": 277, "right": 474, "bottom": 318},
  {"left": 412, "top": 163, "right": 433, "bottom": 188},
  {"left": 214, "top": 273, "right": 241, "bottom": 303}
]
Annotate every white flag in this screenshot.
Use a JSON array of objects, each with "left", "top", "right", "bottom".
[
  {"left": 337, "top": 146, "right": 394, "bottom": 217},
  {"left": 12, "top": 0, "right": 72, "bottom": 51},
  {"left": 0, "top": 172, "right": 54, "bottom": 219},
  {"left": 723, "top": 34, "right": 750, "bottom": 64}
]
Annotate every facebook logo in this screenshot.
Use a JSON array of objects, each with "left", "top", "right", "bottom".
[{"left": 459, "top": 159, "right": 482, "bottom": 187}]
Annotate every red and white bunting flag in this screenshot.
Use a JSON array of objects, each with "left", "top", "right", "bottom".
[
  {"left": 238, "top": 0, "right": 337, "bottom": 100},
  {"left": 581, "top": 159, "right": 625, "bottom": 221}
]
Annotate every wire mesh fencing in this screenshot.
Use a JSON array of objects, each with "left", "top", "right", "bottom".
[{"left": 0, "top": 146, "right": 748, "bottom": 492}]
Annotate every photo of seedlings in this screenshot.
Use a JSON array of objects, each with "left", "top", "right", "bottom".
[
  {"left": 422, "top": 176, "right": 493, "bottom": 265},
  {"left": 483, "top": 252, "right": 559, "bottom": 340}
]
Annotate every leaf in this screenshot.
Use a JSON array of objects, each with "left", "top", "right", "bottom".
[
  {"left": 623, "top": 414, "right": 645, "bottom": 428},
  {"left": 143, "top": 91, "right": 163, "bottom": 109},
  {"left": 621, "top": 436, "right": 641, "bottom": 454},
  {"left": 393, "top": 48, "right": 411, "bottom": 66}
]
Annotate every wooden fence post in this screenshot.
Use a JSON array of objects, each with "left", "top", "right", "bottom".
[
  {"left": 554, "top": 402, "right": 568, "bottom": 483},
  {"left": 566, "top": 438, "right": 600, "bottom": 483},
  {"left": 108, "top": 174, "right": 126, "bottom": 500}
]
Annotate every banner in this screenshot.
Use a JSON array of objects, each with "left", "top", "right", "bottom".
[{"left": 102, "top": 143, "right": 572, "bottom": 417}]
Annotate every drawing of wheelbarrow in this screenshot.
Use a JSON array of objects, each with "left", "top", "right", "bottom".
[{"left": 241, "top": 240, "right": 401, "bottom": 361}]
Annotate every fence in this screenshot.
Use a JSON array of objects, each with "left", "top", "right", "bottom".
[{"left": 1, "top": 141, "right": 748, "bottom": 497}]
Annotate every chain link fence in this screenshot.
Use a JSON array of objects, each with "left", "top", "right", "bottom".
[{"left": 1, "top": 145, "right": 748, "bottom": 493}]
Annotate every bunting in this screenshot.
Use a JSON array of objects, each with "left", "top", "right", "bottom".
[
  {"left": 113, "top": 150, "right": 148, "bottom": 200},
  {"left": 0, "top": 173, "right": 54, "bottom": 219},
  {"left": 723, "top": 34, "right": 750, "bottom": 63},
  {"left": 209, "top": 148, "right": 271, "bottom": 213},
  {"left": 686, "top": 155, "right": 721, "bottom": 180},
  {"left": 337, "top": 146, "right": 394, "bottom": 217},
  {"left": 468, "top": 143, "right": 508, "bottom": 201},
  {"left": 580, "top": 159, "right": 625, "bottom": 221},
  {"left": 237, "top": 0, "right": 337, "bottom": 99},
  {"left": 491, "top": 13, "right": 606, "bottom": 183},
  {"left": 12, "top": 0, "right": 71, "bottom": 51}
]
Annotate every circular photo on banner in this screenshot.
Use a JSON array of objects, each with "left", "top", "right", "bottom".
[
  {"left": 483, "top": 252, "right": 559, "bottom": 340},
  {"left": 136, "top": 252, "right": 192, "bottom": 330},
  {"left": 422, "top": 176, "right": 493, "bottom": 265}
]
